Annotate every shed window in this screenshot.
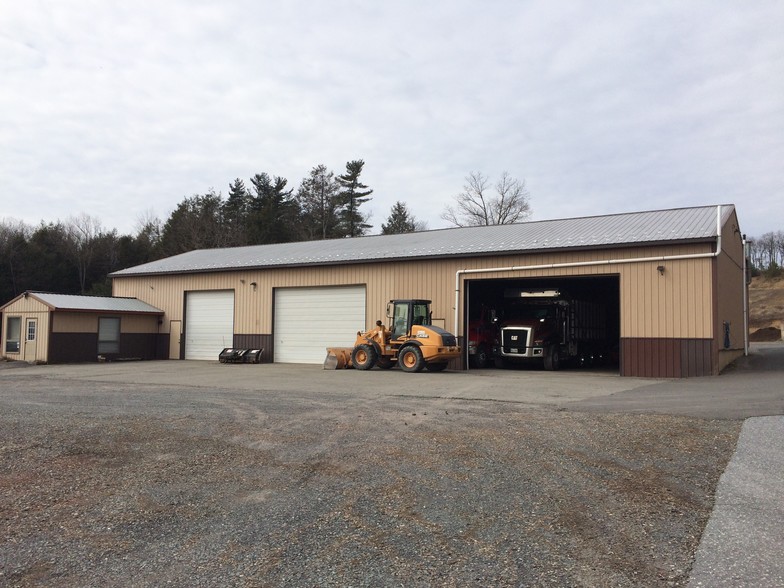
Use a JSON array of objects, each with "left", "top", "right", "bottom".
[
  {"left": 98, "top": 317, "right": 120, "bottom": 354},
  {"left": 5, "top": 317, "right": 21, "bottom": 353}
]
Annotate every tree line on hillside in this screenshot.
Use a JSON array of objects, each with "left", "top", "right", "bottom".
[
  {"left": 0, "top": 167, "right": 533, "bottom": 302},
  {"left": 748, "top": 231, "right": 784, "bottom": 277}
]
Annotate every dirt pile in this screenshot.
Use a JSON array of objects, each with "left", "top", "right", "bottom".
[
  {"left": 749, "top": 326, "right": 782, "bottom": 342},
  {"left": 749, "top": 275, "right": 783, "bottom": 339}
]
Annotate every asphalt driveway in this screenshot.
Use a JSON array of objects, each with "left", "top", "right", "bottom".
[{"left": 5, "top": 342, "right": 782, "bottom": 419}]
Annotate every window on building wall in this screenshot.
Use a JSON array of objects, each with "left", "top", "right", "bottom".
[
  {"left": 98, "top": 317, "right": 120, "bottom": 354},
  {"left": 5, "top": 317, "right": 21, "bottom": 353}
]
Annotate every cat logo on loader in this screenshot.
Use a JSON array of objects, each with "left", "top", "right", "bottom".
[{"left": 324, "top": 299, "right": 461, "bottom": 372}]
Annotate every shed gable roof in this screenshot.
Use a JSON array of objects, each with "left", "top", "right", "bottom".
[
  {"left": 0, "top": 292, "right": 164, "bottom": 314},
  {"left": 111, "top": 204, "right": 734, "bottom": 277}
]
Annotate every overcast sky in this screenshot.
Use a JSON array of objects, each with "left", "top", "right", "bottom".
[{"left": 1, "top": 1, "right": 782, "bottom": 238}]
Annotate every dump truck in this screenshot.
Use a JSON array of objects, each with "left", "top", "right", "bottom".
[
  {"left": 325, "top": 299, "right": 461, "bottom": 372},
  {"left": 493, "top": 289, "right": 606, "bottom": 370},
  {"left": 467, "top": 305, "right": 496, "bottom": 368}
]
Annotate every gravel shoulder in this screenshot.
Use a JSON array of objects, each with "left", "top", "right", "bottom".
[{"left": 0, "top": 369, "right": 740, "bottom": 587}]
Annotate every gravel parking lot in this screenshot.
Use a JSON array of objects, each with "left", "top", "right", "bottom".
[{"left": 0, "top": 363, "right": 742, "bottom": 587}]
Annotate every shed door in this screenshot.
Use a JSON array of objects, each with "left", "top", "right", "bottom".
[
  {"left": 23, "top": 318, "right": 37, "bottom": 363},
  {"left": 185, "top": 291, "right": 234, "bottom": 360},
  {"left": 274, "top": 286, "right": 366, "bottom": 364},
  {"left": 169, "top": 320, "right": 182, "bottom": 360}
]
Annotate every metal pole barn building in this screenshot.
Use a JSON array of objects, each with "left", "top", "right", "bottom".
[{"left": 102, "top": 204, "right": 747, "bottom": 377}]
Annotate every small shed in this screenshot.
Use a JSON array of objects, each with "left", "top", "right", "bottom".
[{"left": 1, "top": 292, "right": 164, "bottom": 364}]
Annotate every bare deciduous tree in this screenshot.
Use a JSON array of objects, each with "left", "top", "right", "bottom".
[
  {"left": 749, "top": 231, "right": 784, "bottom": 271},
  {"left": 441, "top": 171, "right": 532, "bottom": 227},
  {"left": 134, "top": 209, "right": 162, "bottom": 244},
  {"left": 64, "top": 213, "right": 103, "bottom": 293},
  {"left": 296, "top": 165, "right": 342, "bottom": 240}
]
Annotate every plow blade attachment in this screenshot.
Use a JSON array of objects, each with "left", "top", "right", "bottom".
[{"left": 324, "top": 347, "right": 353, "bottom": 370}]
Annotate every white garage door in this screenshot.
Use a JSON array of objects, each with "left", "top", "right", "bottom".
[
  {"left": 274, "top": 286, "right": 366, "bottom": 364},
  {"left": 185, "top": 291, "right": 235, "bottom": 360}
]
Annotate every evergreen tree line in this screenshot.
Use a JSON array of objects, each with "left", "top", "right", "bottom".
[
  {"left": 160, "top": 160, "right": 374, "bottom": 255},
  {"left": 0, "top": 160, "right": 428, "bottom": 301}
]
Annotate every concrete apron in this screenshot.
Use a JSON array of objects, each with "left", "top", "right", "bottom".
[
  {"left": 1, "top": 361, "right": 660, "bottom": 406},
  {"left": 687, "top": 416, "right": 784, "bottom": 587}
]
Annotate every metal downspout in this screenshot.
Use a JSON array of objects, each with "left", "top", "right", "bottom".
[
  {"left": 454, "top": 205, "right": 725, "bottom": 354},
  {"left": 742, "top": 235, "right": 749, "bottom": 356}
]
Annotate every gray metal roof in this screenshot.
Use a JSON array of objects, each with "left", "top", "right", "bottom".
[
  {"left": 29, "top": 292, "right": 164, "bottom": 314},
  {"left": 111, "top": 204, "right": 735, "bottom": 277}
]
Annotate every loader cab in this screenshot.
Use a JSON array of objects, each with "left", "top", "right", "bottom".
[{"left": 387, "top": 299, "right": 431, "bottom": 339}]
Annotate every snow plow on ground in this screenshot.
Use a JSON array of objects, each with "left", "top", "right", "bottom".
[{"left": 324, "top": 299, "right": 461, "bottom": 372}]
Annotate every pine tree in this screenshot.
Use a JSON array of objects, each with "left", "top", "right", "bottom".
[
  {"left": 248, "top": 173, "right": 298, "bottom": 244},
  {"left": 337, "top": 159, "right": 373, "bottom": 237},
  {"left": 223, "top": 178, "right": 250, "bottom": 246},
  {"left": 382, "top": 201, "right": 418, "bottom": 234}
]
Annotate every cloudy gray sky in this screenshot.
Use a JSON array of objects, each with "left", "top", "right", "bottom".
[{"left": 1, "top": 1, "right": 782, "bottom": 238}]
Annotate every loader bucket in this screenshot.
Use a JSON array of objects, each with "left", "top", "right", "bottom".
[{"left": 324, "top": 347, "right": 353, "bottom": 369}]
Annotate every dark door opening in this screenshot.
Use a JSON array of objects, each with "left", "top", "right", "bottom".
[{"left": 464, "top": 275, "right": 620, "bottom": 373}]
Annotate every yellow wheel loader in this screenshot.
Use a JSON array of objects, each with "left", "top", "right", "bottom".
[{"left": 325, "top": 299, "right": 461, "bottom": 372}]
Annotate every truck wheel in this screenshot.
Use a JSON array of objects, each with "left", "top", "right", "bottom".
[
  {"left": 399, "top": 346, "right": 425, "bottom": 372},
  {"left": 376, "top": 356, "right": 395, "bottom": 369},
  {"left": 352, "top": 344, "right": 377, "bottom": 370},
  {"left": 494, "top": 357, "right": 509, "bottom": 369},
  {"left": 426, "top": 361, "right": 448, "bottom": 372},
  {"left": 469, "top": 345, "right": 489, "bottom": 369},
  {"left": 544, "top": 346, "right": 561, "bottom": 371}
]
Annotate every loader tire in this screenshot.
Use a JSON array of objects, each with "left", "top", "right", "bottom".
[
  {"left": 376, "top": 356, "right": 395, "bottom": 369},
  {"left": 399, "top": 346, "right": 425, "bottom": 373},
  {"left": 426, "top": 361, "right": 448, "bottom": 372},
  {"left": 352, "top": 344, "right": 377, "bottom": 370}
]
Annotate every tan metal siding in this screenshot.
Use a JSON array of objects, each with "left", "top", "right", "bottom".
[
  {"left": 716, "top": 209, "right": 746, "bottom": 352},
  {"left": 113, "top": 241, "right": 717, "bottom": 343},
  {"left": 2, "top": 296, "right": 50, "bottom": 314},
  {"left": 1, "top": 297, "right": 51, "bottom": 363},
  {"left": 121, "top": 315, "right": 160, "bottom": 334},
  {"left": 52, "top": 313, "right": 97, "bottom": 333},
  {"left": 51, "top": 312, "right": 158, "bottom": 334},
  {"left": 619, "top": 246, "right": 713, "bottom": 339}
]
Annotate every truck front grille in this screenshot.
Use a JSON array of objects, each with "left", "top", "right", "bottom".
[{"left": 501, "top": 328, "right": 531, "bottom": 355}]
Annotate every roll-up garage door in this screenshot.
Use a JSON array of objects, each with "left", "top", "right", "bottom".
[
  {"left": 274, "top": 286, "right": 366, "bottom": 364},
  {"left": 185, "top": 290, "right": 235, "bottom": 360}
]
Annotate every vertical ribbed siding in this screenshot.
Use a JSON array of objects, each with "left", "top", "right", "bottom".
[
  {"left": 715, "top": 209, "right": 746, "bottom": 353},
  {"left": 0, "top": 296, "right": 51, "bottom": 363},
  {"left": 621, "top": 338, "right": 714, "bottom": 377},
  {"left": 112, "top": 240, "right": 726, "bottom": 378},
  {"left": 619, "top": 244, "right": 714, "bottom": 340},
  {"left": 113, "top": 243, "right": 717, "bottom": 341}
]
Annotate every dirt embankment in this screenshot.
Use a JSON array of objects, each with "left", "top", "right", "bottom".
[{"left": 749, "top": 275, "right": 783, "bottom": 341}]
